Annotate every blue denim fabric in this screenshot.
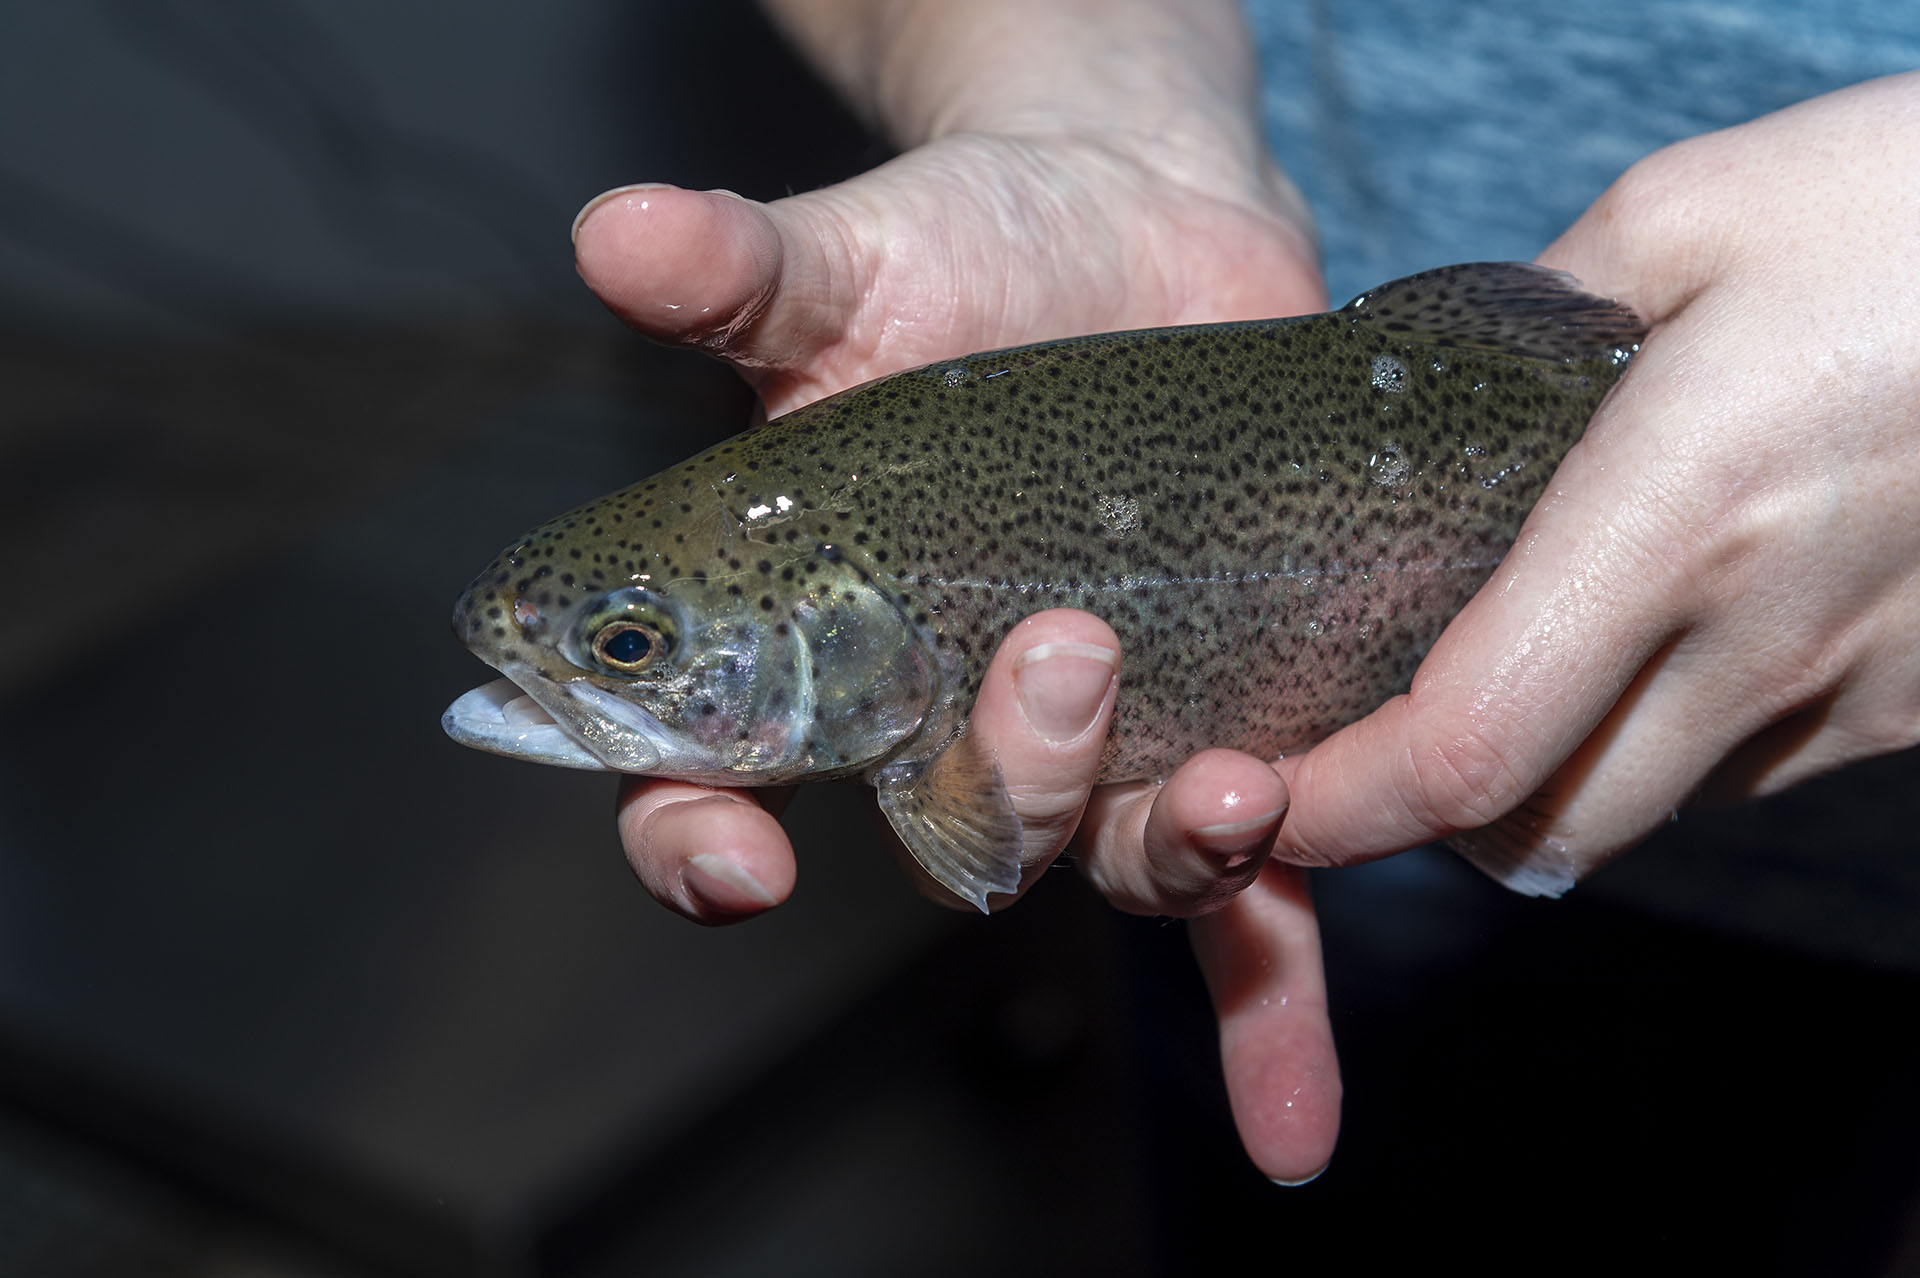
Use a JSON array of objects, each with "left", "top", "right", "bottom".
[{"left": 1244, "top": 1, "right": 1920, "bottom": 301}]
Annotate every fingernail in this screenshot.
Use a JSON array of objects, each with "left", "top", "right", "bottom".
[
  {"left": 1013, "top": 642, "right": 1118, "bottom": 743},
  {"left": 682, "top": 853, "right": 778, "bottom": 914},
  {"left": 1270, "top": 1164, "right": 1328, "bottom": 1188},
  {"left": 1191, "top": 807, "right": 1286, "bottom": 869},
  {"left": 571, "top": 182, "right": 678, "bottom": 243}
]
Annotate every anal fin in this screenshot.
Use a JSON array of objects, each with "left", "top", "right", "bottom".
[{"left": 874, "top": 727, "right": 1024, "bottom": 913}]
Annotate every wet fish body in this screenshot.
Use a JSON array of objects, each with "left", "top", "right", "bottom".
[{"left": 445, "top": 263, "right": 1644, "bottom": 908}]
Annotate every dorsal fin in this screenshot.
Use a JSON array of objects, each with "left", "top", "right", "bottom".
[{"left": 1343, "top": 262, "right": 1647, "bottom": 363}]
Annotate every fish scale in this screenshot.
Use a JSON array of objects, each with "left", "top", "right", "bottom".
[{"left": 444, "top": 262, "right": 1645, "bottom": 909}]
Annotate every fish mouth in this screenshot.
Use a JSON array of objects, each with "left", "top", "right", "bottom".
[
  {"left": 444, "top": 661, "right": 691, "bottom": 774},
  {"left": 442, "top": 676, "right": 615, "bottom": 771}
]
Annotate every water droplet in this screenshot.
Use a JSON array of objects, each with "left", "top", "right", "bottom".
[{"left": 941, "top": 366, "right": 970, "bottom": 388}]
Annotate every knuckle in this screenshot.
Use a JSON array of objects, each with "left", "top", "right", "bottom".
[
  {"left": 1073, "top": 843, "right": 1150, "bottom": 915},
  {"left": 1005, "top": 777, "right": 1092, "bottom": 833},
  {"left": 1591, "top": 139, "right": 1715, "bottom": 247},
  {"left": 1403, "top": 723, "right": 1533, "bottom": 834},
  {"left": 1072, "top": 793, "right": 1170, "bottom": 916}
]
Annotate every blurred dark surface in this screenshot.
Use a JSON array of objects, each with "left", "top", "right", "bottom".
[{"left": 2, "top": 3, "right": 1917, "bottom": 1276}]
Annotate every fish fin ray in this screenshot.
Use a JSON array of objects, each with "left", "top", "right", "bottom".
[
  {"left": 1345, "top": 262, "right": 1647, "bottom": 364},
  {"left": 874, "top": 729, "right": 1024, "bottom": 913}
]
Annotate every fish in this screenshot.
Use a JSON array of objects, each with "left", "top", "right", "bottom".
[{"left": 443, "top": 262, "right": 1645, "bottom": 910}]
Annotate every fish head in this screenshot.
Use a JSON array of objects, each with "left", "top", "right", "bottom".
[{"left": 443, "top": 502, "right": 939, "bottom": 785}]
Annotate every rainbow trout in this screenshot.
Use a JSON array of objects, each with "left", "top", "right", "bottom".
[{"left": 444, "top": 263, "right": 1644, "bottom": 908}]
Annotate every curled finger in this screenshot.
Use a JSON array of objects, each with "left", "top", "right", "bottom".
[
  {"left": 1078, "top": 749, "right": 1288, "bottom": 916},
  {"left": 616, "top": 778, "right": 796, "bottom": 924}
]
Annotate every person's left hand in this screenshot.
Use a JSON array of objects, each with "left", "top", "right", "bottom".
[{"left": 1075, "top": 72, "right": 1920, "bottom": 894}]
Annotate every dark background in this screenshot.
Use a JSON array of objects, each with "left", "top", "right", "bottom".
[{"left": 2, "top": 3, "right": 1917, "bottom": 1274}]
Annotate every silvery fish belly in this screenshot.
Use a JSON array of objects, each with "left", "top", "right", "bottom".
[{"left": 444, "top": 262, "right": 1645, "bottom": 910}]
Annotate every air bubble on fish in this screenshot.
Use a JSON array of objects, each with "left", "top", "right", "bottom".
[
  {"left": 1479, "top": 461, "right": 1527, "bottom": 490},
  {"left": 1370, "top": 354, "right": 1408, "bottom": 393},
  {"left": 1367, "top": 446, "right": 1410, "bottom": 487},
  {"left": 1096, "top": 494, "right": 1141, "bottom": 536}
]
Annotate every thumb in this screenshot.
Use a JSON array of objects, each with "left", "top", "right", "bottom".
[
  {"left": 881, "top": 610, "right": 1122, "bottom": 912},
  {"left": 961, "top": 610, "right": 1123, "bottom": 908},
  {"left": 572, "top": 184, "right": 853, "bottom": 400}
]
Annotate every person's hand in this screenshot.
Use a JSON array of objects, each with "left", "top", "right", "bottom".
[
  {"left": 582, "top": 124, "right": 1321, "bottom": 910},
  {"left": 578, "top": 0, "right": 1341, "bottom": 1184},
  {"left": 1079, "top": 72, "right": 1920, "bottom": 900},
  {"left": 579, "top": 106, "right": 1337, "bottom": 1184}
]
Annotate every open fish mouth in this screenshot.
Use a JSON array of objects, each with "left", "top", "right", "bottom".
[
  {"left": 442, "top": 677, "right": 613, "bottom": 771},
  {"left": 443, "top": 669, "right": 694, "bottom": 774}
]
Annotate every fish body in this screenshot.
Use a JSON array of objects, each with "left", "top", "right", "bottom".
[{"left": 444, "top": 263, "right": 1644, "bottom": 908}]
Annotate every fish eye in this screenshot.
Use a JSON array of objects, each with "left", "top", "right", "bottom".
[
  {"left": 563, "top": 588, "right": 681, "bottom": 676},
  {"left": 591, "top": 620, "right": 666, "bottom": 673}
]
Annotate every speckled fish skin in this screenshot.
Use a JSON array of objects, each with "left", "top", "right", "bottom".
[{"left": 445, "top": 262, "right": 1644, "bottom": 907}]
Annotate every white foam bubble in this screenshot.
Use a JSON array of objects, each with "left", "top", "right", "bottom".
[{"left": 1370, "top": 354, "right": 1408, "bottom": 393}]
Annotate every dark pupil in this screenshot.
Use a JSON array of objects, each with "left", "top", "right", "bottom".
[{"left": 601, "top": 625, "right": 652, "bottom": 666}]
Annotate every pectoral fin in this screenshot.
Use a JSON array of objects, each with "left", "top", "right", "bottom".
[{"left": 874, "top": 727, "right": 1025, "bottom": 913}]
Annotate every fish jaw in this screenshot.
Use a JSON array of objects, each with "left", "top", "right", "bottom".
[
  {"left": 442, "top": 662, "right": 716, "bottom": 776},
  {"left": 442, "top": 676, "right": 614, "bottom": 771}
]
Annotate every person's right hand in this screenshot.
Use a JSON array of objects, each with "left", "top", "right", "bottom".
[
  {"left": 576, "top": 116, "right": 1323, "bottom": 919},
  {"left": 576, "top": 121, "right": 1341, "bottom": 1182},
  {"left": 583, "top": 125, "right": 1324, "bottom": 891}
]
